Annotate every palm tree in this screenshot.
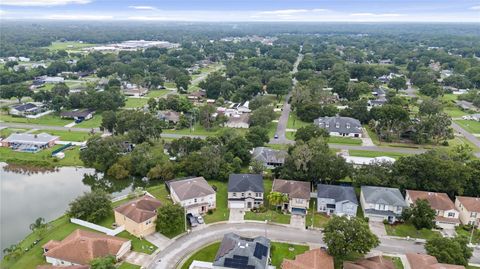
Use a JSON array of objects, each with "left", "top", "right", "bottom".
[
  {"left": 29, "top": 217, "right": 46, "bottom": 232},
  {"left": 267, "top": 192, "right": 289, "bottom": 210}
]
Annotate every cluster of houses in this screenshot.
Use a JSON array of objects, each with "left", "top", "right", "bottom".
[{"left": 33, "top": 172, "right": 479, "bottom": 268}]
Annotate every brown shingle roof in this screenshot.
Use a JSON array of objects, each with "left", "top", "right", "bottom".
[
  {"left": 114, "top": 195, "right": 162, "bottom": 223},
  {"left": 406, "top": 190, "right": 455, "bottom": 211},
  {"left": 343, "top": 256, "right": 395, "bottom": 269},
  {"left": 456, "top": 196, "right": 480, "bottom": 212},
  {"left": 168, "top": 177, "right": 215, "bottom": 201},
  {"left": 42, "top": 229, "right": 129, "bottom": 265},
  {"left": 273, "top": 179, "right": 311, "bottom": 200},
  {"left": 281, "top": 248, "right": 333, "bottom": 269},
  {"left": 406, "top": 253, "right": 465, "bottom": 269}
]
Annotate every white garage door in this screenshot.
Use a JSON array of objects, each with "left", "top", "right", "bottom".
[{"left": 229, "top": 201, "right": 244, "bottom": 209}]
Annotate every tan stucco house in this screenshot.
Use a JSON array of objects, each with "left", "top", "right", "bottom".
[
  {"left": 167, "top": 177, "right": 216, "bottom": 215},
  {"left": 114, "top": 195, "right": 162, "bottom": 238},
  {"left": 455, "top": 196, "right": 480, "bottom": 227}
]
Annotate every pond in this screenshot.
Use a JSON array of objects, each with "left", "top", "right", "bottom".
[{"left": 0, "top": 163, "right": 135, "bottom": 253}]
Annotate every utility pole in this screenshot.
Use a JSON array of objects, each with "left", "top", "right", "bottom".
[
  {"left": 470, "top": 220, "right": 477, "bottom": 245},
  {"left": 311, "top": 199, "right": 315, "bottom": 229}
]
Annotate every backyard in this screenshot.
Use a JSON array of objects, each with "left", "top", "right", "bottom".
[
  {"left": 0, "top": 144, "right": 84, "bottom": 167},
  {"left": 203, "top": 180, "right": 229, "bottom": 223}
]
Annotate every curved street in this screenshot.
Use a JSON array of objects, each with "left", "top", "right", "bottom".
[{"left": 146, "top": 222, "right": 431, "bottom": 269}]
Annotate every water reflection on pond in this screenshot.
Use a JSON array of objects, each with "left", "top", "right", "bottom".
[{"left": 0, "top": 163, "right": 144, "bottom": 251}]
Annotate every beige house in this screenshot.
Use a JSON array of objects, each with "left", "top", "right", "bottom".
[
  {"left": 167, "top": 177, "right": 216, "bottom": 215},
  {"left": 272, "top": 179, "right": 310, "bottom": 215},
  {"left": 114, "top": 195, "right": 162, "bottom": 237},
  {"left": 405, "top": 190, "right": 460, "bottom": 229},
  {"left": 455, "top": 196, "right": 480, "bottom": 226},
  {"left": 228, "top": 174, "right": 264, "bottom": 210},
  {"left": 42, "top": 229, "right": 130, "bottom": 266}
]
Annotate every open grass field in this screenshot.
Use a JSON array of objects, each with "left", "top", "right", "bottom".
[
  {"left": 0, "top": 128, "right": 27, "bottom": 138},
  {"left": 146, "top": 89, "right": 170, "bottom": 98},
  {"left": 32, "top": 129, "right": 93, "bottom": 142},
  {"left": 385, "top": 222, "right": 441, "bottom": 240},
  {"left": 287, "top": 113, "right": 311, "bottom": 130},
  {"left": 76, "top": 114, "right": 103, "bottom": 129},
  {"left": 444, "top": 105, "right": 471, "bottom": 118},
  {"left": 0, "top": 113, "right": 72, "bottom": 126},
  {"left": 46, "top": 41, "right": 96, "bottom": 51},
  {"left": 124, "top": 98, "right": 148, "bottom": 108},
  {"left": 348, "top": 150, "right": 411, "bottom": 159},
  {"left": 455, "top": 120, "right": 480, "bottom": 134}
]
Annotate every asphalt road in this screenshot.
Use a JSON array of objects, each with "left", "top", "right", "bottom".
[
  {"left": 451, "top": 122, "right": 480, "bottom": 157},
  {"left": 146, "top": 222, "right": 432, "bottom": 269}
]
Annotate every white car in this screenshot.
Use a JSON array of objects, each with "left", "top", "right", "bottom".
[{"left": 196, "top": 215, "right": 204, "bottom": 224}]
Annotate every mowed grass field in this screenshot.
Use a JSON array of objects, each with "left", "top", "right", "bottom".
[
  {"left": 455, "top": 120, "right": 480, "bottom": 134},
  {"left": 46, "top": 41, "right": 96, "bottom": 51}
]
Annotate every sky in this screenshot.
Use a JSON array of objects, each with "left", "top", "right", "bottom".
[{"left": 0, "top": 0, "right": 479, "bottom": 22}]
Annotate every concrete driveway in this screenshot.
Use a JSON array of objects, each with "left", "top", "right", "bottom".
[
  {"left": 145, "top": 232, "right": 172, "bottom": 251},
  {"left": 290, "top": 214, "right": 306, "bottom": 229},
  {"left": 369, "top": 221, "right": 387, "bottom": 237},
  {"left": 124, "top": 251, "right": 152, "bottom": 266},
  {"left": 228, "top": 209, "right": 245, "bottom": 223}
]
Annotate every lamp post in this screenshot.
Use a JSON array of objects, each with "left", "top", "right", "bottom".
[{"left": 470, "top": 220, "right": 478, "bottom": 245}]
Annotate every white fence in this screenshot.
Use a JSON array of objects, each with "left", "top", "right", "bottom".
[{"left": 70, "top": 218, "right": 124, "bottom": 236}]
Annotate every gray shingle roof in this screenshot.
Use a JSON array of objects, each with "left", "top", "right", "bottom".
[
  {"left": 213, "top": 233, "right": 270, "bottom": 269},
  {"left": 4, "top": 133, "right": 59, "bottom": 145},
  {"left": 317, "top": 184, "right": 358, "bottom": 205},
  {"left": 313, "top": 116, "right": 362, "bottom": 134},
  {"left": 228, "top": 174, "right": 264, "bottom": 193},
  {"left": 252, "top": 147, "right": 287, "bottom": 165},
  {"left": 361, "top": 186, "right": 407, "bottom": 207}
]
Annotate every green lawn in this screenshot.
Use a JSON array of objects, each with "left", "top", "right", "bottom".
[
  {"left": 455, "top": 120, "right": 480, "bottom": 134},
  {"left": 245, "top": 179, "right": 291, "bottom": 224},
  {"left": 118, "top": 262, "right": 141, "bottom": 269},
  {"left": 124, "top": 98, "right": 149, "bottom": 108},
  {"left": 116, "top": 231, "right": 157, "bottom": 254},
  {"left": 444, "top": 105, "right": 470, "bottom": 118},
  {"left": 0, "top": 215, "right": 96, "bottom": 269},
  {"left": 306, "top": 201, "right": 330, "bottom": 228},
  {"left": 203, "top": 181, "right": 229, "bottom": 223},
  {"left": 0, "top": 128, "right": 27, "bottom": 138},
  {"left": 146, "top": 184, "right": 173, "bottom": 205},
  {"left": 442, "top": 94, "right": 458, "bottom": 102},
  {"left": 385, "top": 222, "right": 441, "bottom": 240},
  {"left": 455, "top": 226, "right": 480, "bottom": 244},
  {"left": 162, "top": 123, "right": 222, "bottom": 136},
  {"left": 0, "top": 145, "right": 83, "bottom": 167},
  {"left": 32, "top": 129, "right": 93, "bottom": 142},
  {"left": 287, "top": 113, "right": 311, "bottom": 130},
  {"left": 347, "top": 150, "right": 411, "bottom": 159},
  {"left": 76, "top": 114, "right": 102, "bottom": 129},
  {"left": 328, "top": 136, "right": 362, "bottom": 145},
  {"left": 384, "top": 256, "right": 404, "bottom": 269},
  {"left": 0, "top": 113, "right": 72, "bottom": 126},
  {"left": 270, "top": 242, "right": 309, "bottom": 267},
  {"left": 181, "top": 242, "right": 221, "bottom": 269},
  {"left": 46, "top": 41, "right": 96, "bottom": 51},
  {"left": 180, "top": 241, "right": 308, "bottom": 269},
  {"left": 164, "top": 82, "right": 176, "bottom": 89}
]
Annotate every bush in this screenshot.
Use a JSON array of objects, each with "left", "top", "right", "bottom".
[
  {"left": 207, "top": 209, "right": 214, "bottom": 215},
  {"left": 67, "top": 190, "right": 112, "bottom": 223},
  {"left": 383, "top": 219, "right": 389, "bottom": 225}
]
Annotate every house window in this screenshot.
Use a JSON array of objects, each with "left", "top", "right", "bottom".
[
  {"left": 448, "top": 212, "right": 455, "bottom": 217},
  {"left": 241, "top": 193, "right": 245, "bottom": 197},
  {"left": 233, "top": 193, "right": 236, "bottom": 197},
  {"left": 325, "top": 123, "right": 329, "bottom": 128},
  {"left": 346, "top": 123, "right": 350, "bottom": 129},
  {"left": 471, "top": 212, "right": 477, "bottom": 217},
  {"left": 248, "top": 193, "right": 252, "bottom": 197},
  {"left": 194, "top": 198, "right": 197, "bottom": 203},
  {"left": 335, "top": 123, "right": 340, "bottom": 128},
  {"left": 256, "top": 193, "right": 260, "bottom": 197}
]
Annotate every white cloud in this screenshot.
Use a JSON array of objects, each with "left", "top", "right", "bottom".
[
  {"left": 350, "top": 13, "right": 403, "bottom": 17},
  {"left": 43, "top": 14, "right": 113, "bottom": 20},
  {"left": 470, "top": 5, "right": 480, "bottom": 10},
  {"left": 128, "top": 5, "right": 157, "bottom": 10},
  {"left": 0, "top": 0, "right": 90, "bottom": 6}
]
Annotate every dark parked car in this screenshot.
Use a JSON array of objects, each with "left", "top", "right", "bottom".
[{"left": 186, "top": 213, "right": 199, "bottom": 227}]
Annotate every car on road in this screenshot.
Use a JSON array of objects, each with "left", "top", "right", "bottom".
[{"left": 274, "top": 134, "right": 279, "bottom": 139}]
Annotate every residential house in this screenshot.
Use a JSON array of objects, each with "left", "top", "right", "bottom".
[
  {"left": 372, "top": 87, "right": 387, "bottom": 97},
  {"left": 367, "top": 99, "right": 387, "bottom": 108},
  {"left": 1, "top": 133, "right": 59, "bottom": 152},
  {"left": 461, "top": 114, "right": 480, "bottom": 121},
  {"left": 360, "top": 186, "right": 407, "bottom": 223},
  {"left": 343, "top": 256, "right": 395, "bottom": 269},
  {"left": 456, "top": 100, "right": 479, "bottom": 112},
  {"left": 122, "top": 83, "right": 148, "bottom": 97},
  {"left": 157, "top": 110, "right": 181, "bottom": 124},
  {"left": 272, "top": 179, "right": 310, "bottom": 215},
  {"left": 212, "top": 233, "right": 270, "bottom": 269},
  {"left": 43, "top": 76, "right": 65, "bottom": 84},
  {"left": 251, "top": 147, "right": 287, "bottom": 169},
  {"left": 406, "top": 253, "right": 465, "bottom": 269},
  {"left": 42, "top": 229, "right": 130, "bottom": 266},
  {"left": 455, "top": 196, "right": 480, "bottom": 227},
  {"left": 9, "top": 102, "right": 44, "bottom": 117},
  {"left": 167, "top": 177, "right": 216, "bottom": 215},
  {"left": 228, "top": 174, "right": 264, "bottom": 210},
  {"left": 379, "top": 59, "right": 393, "bottom": 65},
  {"left": 340, "top": 155, "right": 396, "bottom": 166},
  {"left": 281, "top": 248, "right": 334, "bottom": 269},
  {"left": 225, "top": 113, "right": 250, "bottom": 129},
  {"left": 317, "top": 184, "right": 358, "bottom": 217},
  {"left": 60, "top": 109, "right": 95, "bottom": 121},
  {"left": 114, "top": 195, "right": 162, "bottom": 237},
  {"left": 188, "top": 90, "right": 207, "bottom": 103},
  {"left": 313, "top": 116, "right": 363, "bottom": 138},
  {"left": 405, "top": 190, "right": 460, "bottom": 229}
]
